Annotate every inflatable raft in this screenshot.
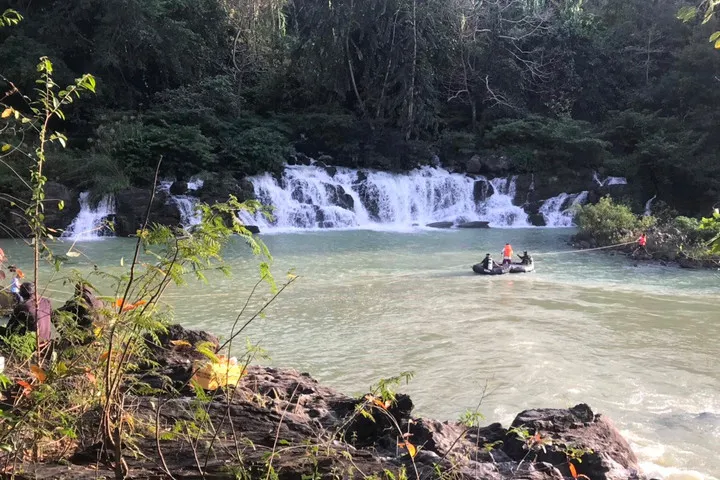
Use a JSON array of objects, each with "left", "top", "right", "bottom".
[{"left": 472, "top": 262, "right": 534, "bottom": 275}]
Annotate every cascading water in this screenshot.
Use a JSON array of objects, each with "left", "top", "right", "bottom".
[
  {"left": 240, "top": 165, "right": 531, "bottom": 230},
  {"left": 63, "top": 192, "right": 115, "bottom": 240},
  {"left": 644, "top": 195, "right": 657, "bottom": 217},
  {"left": 159, "top": 179, "right": 204, "bottom": 227},
  {"left": 540, "top": 191, "right": 589, "bottom": 227},
  {"left": 593, "top": 172, "right": 627, "bottom": 186}
]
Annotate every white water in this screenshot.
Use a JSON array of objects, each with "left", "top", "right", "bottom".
[
  {"left": 159, "top": 180, "right": 204, "bottom": 228},
  {"left": 63, "top": 192, "right": 115, "bottom": 240},
  {"left": 540, "top": 191, "right": 589, "bottom": 227},
  {"left": 594, "top": 172, "right": 628, "bottom": 186},
  {"left": 645, "top": 195, "right": 657, "bottom": 217},
  {"left": 241, "top": 165, "right": 530, "bottom": 230}
]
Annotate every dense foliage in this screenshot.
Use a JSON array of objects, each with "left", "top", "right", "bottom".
[{"left": 1, "top": 0, "right": 720, "bottom": 215}]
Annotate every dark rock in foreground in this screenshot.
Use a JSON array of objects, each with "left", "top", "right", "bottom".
[{"left": 18, "top": 326, "right": 649, "bottom": 479}]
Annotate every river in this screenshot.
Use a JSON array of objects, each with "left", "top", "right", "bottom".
[{"left": 1, "top": 228, "right": 719, "bottom": 479}]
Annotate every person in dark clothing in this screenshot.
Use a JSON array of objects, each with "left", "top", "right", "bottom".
[
  {"left": 57, "top": 282, "right": 104, "bottom": 330},
  {"left": 481, "top": 253, "right": 495, "bottom": 270},
  {"left": 6, "top": 282, "right": 55, "bottom": 343},
  {"left": 517, "top": 251, "right": 533, "bottom": 265}
]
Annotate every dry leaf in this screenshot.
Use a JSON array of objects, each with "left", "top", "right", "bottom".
[
  {"left": 170, "top": 339, "right": 192, "bottom": 348},
  {"left": 569, "top": 462, "right": 578, "bottom": 479},
  {"left": 30, "top": 365, "right": 46, "bottom": 383},
  {"left": 1, "top": 108, "right": 12, "bottom": 119}
]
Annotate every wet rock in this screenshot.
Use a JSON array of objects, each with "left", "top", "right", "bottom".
[
  {"left": 427, "top": 221, "right": 454, "bottom": 229},
  {"left": 196, "top": 175, "right": 256, "bottom": 205},
  {"left": 244, "top": 225, "right": 260, "bottom": 234},
  {"left": 296, "top": 152, "right": 313, "bottom": 166},
  {"left": 114, "top": 187, "right": 182, "bottom": 237},
  {"left": 44, "top": 182, "right": 80, "bottom": 232},
  {"left": 169, "top": 181, "right": 188, "bottom": 195},
  {"left": 503, "top": 404, "right": 645, "bottom": 480},
  {"left": 325, "top": 185, "right": 354, "bottom": 211},
  {"left": 528, "top": 213, "right": 547, "bottom": 227},
  {"left": 317, "top": 154, "right": 334, "bottom": 164},
  {"left": 325, "top": 166, "right": 338, "bottom": 177},
  {"left": 456, "top": 221, "right": 490, "bottom": 228},
  {"left": 473, "top": 179, "right": 491, "bottom": 202},
  {"left": 357, "top": 181, "right": 380, "bottom": 221},
  {"left": 466, "top": 154, "right": 511, "bottom": 175}
]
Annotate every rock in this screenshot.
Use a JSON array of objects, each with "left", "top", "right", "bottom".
[
  {"left": 456, "top": 221, "right": 490, "bottom": 228},
  {"left": 473, "top": 180, "right": 491, "bottom": 202},
  {"left": 503, "top": 404, "right": 646, "bottom": 480},
  {"left": 317, "top": 154, "right": 334, "bottom": 164},
  {"left": 43, "top": 182, "right": 80, "bottom": 232},
  {"left": 528, "top": 213, "right": 546, "bottom": 227},
  {"left": 244, "top": 225, "right": 260, "bottom": 234},
  {"left": 296, "top": 152, "right": 313, "bottom": 166},
  {"left": 357, "top": 181, "right": 380, "bottom": 221},
  {"left": 466, "top": 155, "right": 484, "bottom": 174},
  {"left": 196, "top": 175, "right": 256, "bottom": 205},
  {"left": 169, "top": 181, "right": 188, "bottom": 195},
  {"left": 114, "top": 187, "right": 182, "bottom": 237},
  {"left": 325, "top": 185, "right": 354, "bottom": 211},
  {"left": 427, "top": 221, "right": 454, "bottom": 229},
  {"left": 466, "top": 154, "right": 511, "bottom": 175},
  {"left": 148, "top": 324, "right": 219, "bottom": 366},
  {"left": 325, "top": 166, "right": 338, "bottom": 177}
]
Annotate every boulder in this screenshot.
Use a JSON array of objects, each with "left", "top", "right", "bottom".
[
  {"left": 325, "top": 184, "right": 354, "bottom": 211},
  {"left": 317, "top": 154, "right": 334, "bottom": 164},
  {"left": 466, "top": 154, "right": 511, "bottom": 175},
  {"left": 456, "top": 221, "right": 490, "bottom": 228},
  {"left": 528, "top": 213, "right": 547, "bottom": 227},
  {"left": 324, "top": 165, "right": 338, "bottom": 177},
  {"left": 244, "top": 225, "right": 260, "bottom": 234},
  {"left": 473, "top": 180, "right": 491, "bottom": 202},
  {"left": 427, "top": 221, "right": 454, "bottom": 229},
  {"left": 169, "top": 181, "right": 188, "bottom": 195},
  {"left": 296, "top": 152, "right": 313, "bottom": 166},
  {"left": 196, "top": 175, "right": 256, "bottom": 205},
  {"left": 43, "top": 182, "right": 80, "bottom": 232},
  {"left": 357, "top": 181, "right": 380, "bottom": 221},
  {"left": 503, "top": 404, "right": 646, "bottom": 480},
  {"left": 114, "top": 188, "right": 182, "bottom": 237}
]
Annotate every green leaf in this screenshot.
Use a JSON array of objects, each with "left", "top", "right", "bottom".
[
  {"left": 710, "top": 31, "right": 720, "bottom": 42},
  {"left": 1, "top": 144, "right": 10, "bottom": 152},
  {"left": 716, "top": 38, "right": 720, "bottom": 49},
  {"left": 58, "top": 200, "right": 64, "bottom": 211}
]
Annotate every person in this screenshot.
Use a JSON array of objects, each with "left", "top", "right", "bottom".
[
  {"left": 6, "top": 282, "right": 56, "bottom": 343},
  {"left": 8, "top": 266, "right": 23, "bottom": 303},
  {"left": 633, "top": 233, "right": 649, "bottom": 256},
  {"left": 517, "top": 251, "right": 533, "bottom": 265},
  {"left": 502, "top": 243, "right": 514, "bottom": 266},
  {"left": 57, "top": 282, "right": 104, "bottom": 330},
  {"left": 481, "top": 253, "right": 495, "bottom": 271}
]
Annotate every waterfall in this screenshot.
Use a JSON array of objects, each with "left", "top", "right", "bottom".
[
  {"left": 593, "top": 172, "right": 627, "bottom": 186},
  {"left": 159, "top": 180, "right": 203, "bottom": 228},
  {"left": 539, "top": 191, "right": 589, "bottom": 227},
  {"left": 240, "top": 165, "right": 531, "bottom": 230},
  {"left": 63, "top": 192, "right": 115, "bottom": 240},
  {"left": 644, "top": 195, "right": 657, "bottom": 216}
]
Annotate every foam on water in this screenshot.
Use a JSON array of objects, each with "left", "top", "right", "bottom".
[{"left": 540, "top": 191, "right": 588, "bottom": 227}]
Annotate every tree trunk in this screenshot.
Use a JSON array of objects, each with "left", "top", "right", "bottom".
[{"left": 405, "top": 0, "right": 417, "bottom": 141}]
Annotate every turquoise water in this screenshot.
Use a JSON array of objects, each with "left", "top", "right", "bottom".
[{"left": 1, "top": 228, "right": 719, "bottom": 479}]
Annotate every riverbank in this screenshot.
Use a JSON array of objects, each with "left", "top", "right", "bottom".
[{"left": 2, "top": 324, "right": 650, "bottom": 480}]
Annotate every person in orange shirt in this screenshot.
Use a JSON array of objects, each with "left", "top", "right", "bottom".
[
  {"left": 633, "top": 233, "right": 648, "bottom": 256},
  {"left": 502, "top": 243, "right": 513, "bottom": 266}
]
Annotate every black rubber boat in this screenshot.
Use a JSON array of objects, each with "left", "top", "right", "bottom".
[
  {"left": 472, "top": 262, "right": 534, "bottom": 275},
  {"left": 509, "top": 262, "right": 534, "bottom": 274},
  {"left": 472, "top": 263, "right": 510, "bottom": 275}
]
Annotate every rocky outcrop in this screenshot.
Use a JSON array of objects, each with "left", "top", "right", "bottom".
[
  {"left": 44, "top": 182, "right": 81, "bottom": 232},
  {"left": 466, "top": 154, "right": 511, "bottom": 175},
  {"left": 18, "top": 325, "right": 648, "bottom": 480},
  {"left": 114, "top": 187, "right": 182, "bottom": 237},
  {"left": 196, "top": 175, "right": 256, "bottom": 205}
]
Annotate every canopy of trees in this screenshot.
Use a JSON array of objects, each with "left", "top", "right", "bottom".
[{"left": 2, "top": 0, "right": 719, "bottom": 214}]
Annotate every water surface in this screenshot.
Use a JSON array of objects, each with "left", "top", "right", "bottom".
[{"left": 1, "top": 228, "right": 718, "bottom": 479}]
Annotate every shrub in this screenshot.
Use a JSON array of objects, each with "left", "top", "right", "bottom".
[{"left": 575, "top": 196, "right": 656, "bottom": 246}]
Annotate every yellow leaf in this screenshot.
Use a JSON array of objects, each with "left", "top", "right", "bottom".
[
  {"left": 1, "top": 144, "right": 10, "bottom": 152},
  {"left": 715, "top": 38, "right": 720, "bottom": 49},
  {"left": 30, "top": 365, "right": 47, "bottom": 383},
  {"left": 406, "top": 442, "right": 417, "bottom": 457},
  {"left": 1, "top": 108, "right": 12, "bottom": 119},
  {"left": 170, "top": 340, "right": 192, "bottom": 348}
]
